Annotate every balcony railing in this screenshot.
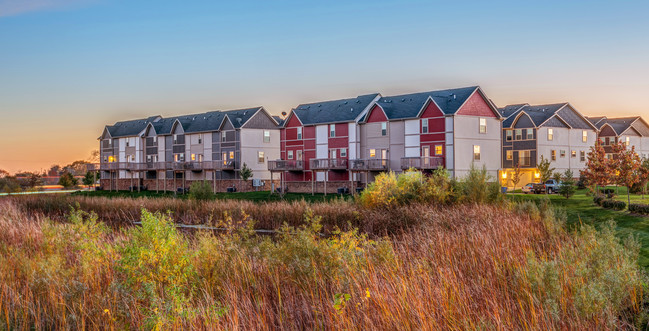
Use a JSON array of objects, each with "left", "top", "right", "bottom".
[
  {"left": 349, "top": 159, "right": 389, "bottom": 171},
  {"left": 268, "top": 160, "right": 304, "bottom": 171},
  {"left": 400, "top": 156, "right": 445, "bottom": 170},
  {"left": 515, "top": 156, "right": 532, "bottom": 167},
  {"left": 309, "top": 158, "right": 348, "bottom": 170},
  {"left": 94, "top": 161, "right": 236, "bottom": 172}
]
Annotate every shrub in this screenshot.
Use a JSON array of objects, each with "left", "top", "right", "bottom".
[
  {"left": 458, "top": 164, "right": 503, "bottom": 204},
  {"left": 628, "top": 203, "right": 649, "bottom": 214},
  {"left": 58, "top": 172, "right": 78, "bottom": 189},
  {"left": 188, "top": 181, "right": 213, "bottom": 201},
  {"left": 593, "top": 195, "right": 605, "bottom": 206},
  {"left": 599, "top": 188, "right": 615, "bottom": 195},
  {"left": 601, "top": 199, "right": 626, "bottom": 210},
  {"left": 558, "top": 170, "right": 576, "bottom": 199}
]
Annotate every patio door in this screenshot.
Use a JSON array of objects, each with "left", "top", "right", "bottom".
[
  {"left": 422, "top": 146, "right": 430, "bottom": 167},
  {"left": 381, "top": 149, "right": 388, "bottom": 167}
]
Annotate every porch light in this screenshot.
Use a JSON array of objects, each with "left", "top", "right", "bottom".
[
  {"left": 534, "top": 172, "right": 540, "bottom": 179},
  {"left": 501, "top": 172, "right": 507, "bottom": 179}
]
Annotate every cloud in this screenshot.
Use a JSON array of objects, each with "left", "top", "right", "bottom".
[{"left": 0, "top": 0, "right": 96, "bottom": 17}]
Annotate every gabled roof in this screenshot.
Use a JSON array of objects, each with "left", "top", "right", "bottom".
[
  {"left": 503, "top": 103, "right": 567, "bottom": 128},
  {"left": 222, "top": 107, "right": 265, "bottom": 128},
  {"left": 272, "top": 116, "right": 285, "bottom": 127},
  {"left": 291, "top": 93, "right": 380, "bottom": 125},
  {"left": 600, "top": 117, "right": 641, "bottom": 136},
  {"left": 498, "top": 104, "right": 529, "bottom": 119},
  {"left": 370, "top": 86, "right": 480, "bottom": 121},
  {"left": 585, "top": 116, "right": 608, "bottom": 129},
  {"left": 106, "top": 115, "right": 161, "bottom": 138}
]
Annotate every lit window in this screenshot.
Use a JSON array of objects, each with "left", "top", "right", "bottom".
[
  {"left": 340, "top": 148, "right": 347, "bottom": 157},
  {"left": 435, "top": 145, "right": 443, "bottom": 155},
  {"left": 560, "top": 150, "right": 566, "bottom": 158},
  {"left": 582, "top": 130, "right": 588, "bottom": 143},
  {"left": 506, "top": 150, "right": 512, "bottom": 160},
  {"left": 369, "top": 149, "right": 376, "bottom": 158},
  {"left": 222, "top": 152, "right": 227, "bottom": 164},
  {"left": 191, "top": 154, "right": 196, "bottom": 161},
  {"left": 580, "top": 151, "right": 585, "bottom": 162},
  {"left": 551, "top": 150, "right": 556, "bottom": 161},
  {"left": 229, "top": 151, "right": 234, "bottom": 159},
  {"left": 297, "top": 127, "right": 302, "bottom": 140},
  {"left": 296, "top": 150, "right": 303, "bottom": 160},
  {"left": 479, "top": 118, "right": 487, "bottom": 133},
  {"left": 221, "top": 131, "right": 226, "bottom": 142},
  {"left": 422, "top": 119, "right": 429, "bottom": 133},
  {"left": 473, "top": 145, "right": 481, "bottom": 161},
  {"left": 288, "top": 150, "right": 294, "bottom": 160},
  {"left": 381, "top": 122, "right": 387, "bottom": 136},
  {"left": 527, "top": 129, "right": 534, "bottom": 140},
  {"left": 330, "top": 124, "right": 336, "bottom": 137},
  {"left": 108, "top": 155, "right": 115, "bottom": 162},
  {"left": 258, "top": 151, "right": 265, "bottom": 163},
  {"left": 174, "top": 154, "right": 184, "bottom": 162},
  {"left": 506, "top": 130, "right": 512, "bottom": 141},
  {"left": 515, "top": 129, "right": 522, "bottom": 140},
  {"left": 625, "top": 136, "right": 630, "bottom": 146},
  {"left": 264, "top": 130, "right": 270, "bottom": 143},
  {"left": 548, "top": 128, "right": 553, "bottom": 141},
  {"left": 571, "top": 150, "right": 576, "bottom": 158}
]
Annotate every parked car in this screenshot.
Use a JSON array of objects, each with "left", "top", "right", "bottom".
[
  {"left": 533, "top": 179, "right": 561, "bottom": 194},
  {"left": 521, "top": 183, "right": 535, "bottom": 194}
]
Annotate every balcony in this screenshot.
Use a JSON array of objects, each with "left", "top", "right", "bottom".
[
  {"left": 95, "top": 161, "right": 236, "bottom": 172},
  {"left": 349, "top": 159, "right": 389, "bottom": 171},
  {"left": 268, "top": 160, "right": 304, "bottom": 171},
  {"left": 400, "top": 156, "right": 444, "bottom": 170},
  {"left": 309, "top": 158, "right": 348, "bottom": 170}
]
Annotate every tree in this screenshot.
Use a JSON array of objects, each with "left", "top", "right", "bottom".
[
  {"left": 537, "top": 155, "right": 555, "bottom": 193},
  {"left": 88, "top": 150, "right": 100, "bottom": 163},
  {"left": 83, "top": 171, "right": 97, "bottom": 187},
  {"left": 58, "top": 172, "right": 78, "bottom": 189},
  {"left": 510, "top": 164, "right": 522, "bottom": 191},
  {"left": 20, "top": 172, "right": 42, "bottom": 190},
  {"left": 240, "top": 162, "right": 253, "bottom": 182},
  {"left": 581, "top": 140, "right": 611, "bottom": 194},
  {"left": 0, "top": 169, "right": 8, "bottom": 178},
  {"left": 552, "top": 171, "right": 562, "bottom": 183},
  {"left": 559, "top": 169, "right": 576, "bottom": 199},
  {"left": 636, "top": 158, "right": 649, "bottom": 199},
  {"left": 64, "top": 160, "right": 89, "bottom": 176},
  {"left": 612, "top": 142, "right": 642, "bottom": 206}
]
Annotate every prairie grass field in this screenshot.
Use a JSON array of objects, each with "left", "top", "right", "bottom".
[{"left": 1, "top": 170, "right": 648, "bottom": 329}]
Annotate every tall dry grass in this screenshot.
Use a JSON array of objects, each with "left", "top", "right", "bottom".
[{"left": 0, "top": 198, "right": 645, "bottom": 329}]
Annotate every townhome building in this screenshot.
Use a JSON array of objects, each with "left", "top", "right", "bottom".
[
  {"left": 359, "top": 86, "right": 502, "bottom": 179},
  {"left": 97, "top": 107, "right": 280, "bottom": 192},
  {"left": 500, "top": 103, "right": 598, "bottom": 186},
  {"left": 269, "top": 93, "right": 381, "bottom": 193},
  {"left": 586, "top": 116, "right": 649, "bottom": 159}
]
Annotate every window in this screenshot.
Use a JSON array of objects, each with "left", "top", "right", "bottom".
[
  {"left": 288, "top": 150, "right": 294, "bottom": 159},
  {"left": 108, "top": 138, "right": 112, "bottom": 145},
  {"left": 198, "top": 134, "right": 202, "bottom": 144},
  {"left": 340, "top": 148, "right": 347, "bottom": 158},
  {"left": 153, "top": 136, "right": 157, "bottom": 143},
  {"left": 580, "top": 151, "right": 585, "bottom": 162},
  {"left": 604, "top": 137, "right": 610, "bottom": 145},
  {"left": 473, "top": 145, "right": 481, "bottom": 161},
  {"left": 330, "top": 124, "right": 336, "bottom": 137},
  {"left": 506, "top": 130, "right": 512, "bottom": 141},
  {"left": 582, "top": 130, "right": 588, "bottom": 143},
  {"left": 527, "top": 129, "right": 534, "bottom": 140},
  {"left": 229, "top": 151, "right": 234, "bottom": 159},
  {"left": 297, "top": 127, "right": 302, "bottom": 140},
  {"left": 173, "top": 134, "right": 178, "bottom": 144},
  {"left": 258, "top": 151, "right": 265, "bottom": 163},
  {"left": 126, "top": 139, "right": 130, "bottom": 147},
  {"left": 548, "top": 128, "right": 553, "bottom": 141},
  {"left": 191, "top": 153, "right": 196, "bottom": 161},
  {"left": 560, "top": 150, "right": 566, "bottom": 158},
  {"left": 108, "top": 155, "right": 115, "bottom": 162},
  {"left": 571, "top": 150, "right": 576, "bottom": 158},
  {"left": 103, "top": 156, "right": 108, "bottom": 162},
  {"left": 506, "top": 150, "right": 512, "bottom": 160},
  {"left": 381, "top": 122, "right": 387, "bottom": 136},
  {"left": 369, "top": 149, "right": 376, "bottom": 158},
  {"left": 422, "top": 119, "right": 429, "bottom": 133},
  {"left": 174, "top": 154, "right": 184, "bottom": 162},
  {"left": 479, "top": 118, "right": 487, "bottom": 133},
  {"left": 551, "top": 150, "right": 556, "bottom": 161},
  {"left": 625, "top": 136, "right": 630, "bottom": 146},
  {"left": 222, "top": 152, "right": 227, "bottom": 163},
  {"left": 435, "top": 145, "right": 443, "bottom": 155},
  {"left": 296, "top": 150, "right": 303, "bottom": 160},
  {"left": 515, "top": 129, "right": 522, "bottom": 140},
  {"left": 329, "top": 149, "right": 337, "bottom": 159},
  {"left": 519, "top": 150, "right": 531, "bottom": 166},
  {"left": 263, "top": 130, "right": 270, "bottom": 143},
  {"left": 221, "top": 131, "right": 226, "bottom": 142}
]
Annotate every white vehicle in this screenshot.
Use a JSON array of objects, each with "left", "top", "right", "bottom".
[{"left": 521, "top": 183, "right": 535, "bottom": 194}]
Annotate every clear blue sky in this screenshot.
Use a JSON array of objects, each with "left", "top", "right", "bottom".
[{"left": 1, "top": 0, "right": 648, "bottom": 172}]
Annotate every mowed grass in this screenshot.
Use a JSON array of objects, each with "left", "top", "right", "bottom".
[
  {"left": 508, "top": 187, "right": 649, "bottom": 268},
  {"left": 73, "top": 189, "right": 348, "bottom": 203}
]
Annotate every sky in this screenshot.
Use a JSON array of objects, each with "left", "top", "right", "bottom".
[{"left": 1, "top": 0, "right": 648, "bottom": 173}]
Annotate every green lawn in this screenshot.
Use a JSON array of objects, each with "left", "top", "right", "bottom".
[
  {"left": 507, "top": 188, "right": 649, "bottom": 269},
  {"left": 72, "top": 190, "right": 350, "bottom": 203}
]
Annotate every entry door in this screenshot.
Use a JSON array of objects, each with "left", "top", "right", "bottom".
[
  {"left": 422, "top": 146, "right": 430, "bottom": 166},
  {"left": 381, "top": 149, "right": 388, "bottom": 166}
]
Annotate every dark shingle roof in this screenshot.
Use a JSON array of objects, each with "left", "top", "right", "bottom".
[
  {"left": 586, "top": 116, "right": 607, "bottom": 129},
  {"left": 601, "top": 117, "right": 640, "bottom": 135},
  {"left": 107, "top": 116, "right": 161, "bottom": 137},
  {"left": 292, "top": 93, "right": 380, "bottom": 125},
  {"left": 374, "top": 86, "right": 480, "bottom": 120},
  {"left": 272, "top": 116, "right": 285, "bottom": 126},
  {"left": 222, "top": 107, "right": 263, "bottom": 128},
  {"left": 502, "top": 103, "right": 567, "bottom": 128},
  {"left": 498, "top": 104, "right": 529, "bottom": 118}
]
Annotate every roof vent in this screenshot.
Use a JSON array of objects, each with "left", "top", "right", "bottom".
[
  {"left": 318, "top": 104, "right": 322, "bottom": 107},
  {"left": 401, "top": 98, "right": 406, "bottom": 102},
  {"left": 351, "top": 108, "right": 354, "bottom": 111},
  {"left": 344, "top": 101, "right": 348, "bottom": 104},
  {"left": 192, "top": 117, "right": 195, "bottom": 121},
  {"left": 452, "top": 94, "right": 456, "bottom": 100}
]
